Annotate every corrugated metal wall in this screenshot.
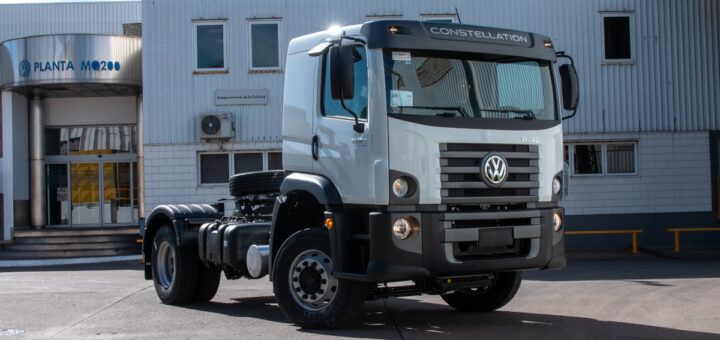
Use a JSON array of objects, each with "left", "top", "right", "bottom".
[
  {"left": 0, "top": 2, "right": 141, "bottom": 42},
  {"left": 142, "top": 0, "right": 719, "bottom": 143}
]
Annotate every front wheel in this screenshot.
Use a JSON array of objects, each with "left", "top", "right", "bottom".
[
  {"left": 441, "top": 271, "right": 523, "bottom": 312},
  {"left": 272, "top": 228, "right": 366, "bottom": 329}
]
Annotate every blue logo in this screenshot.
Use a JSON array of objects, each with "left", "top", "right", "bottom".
[{"left": 19, "top": 60, "right": 30, "bottom": 77}]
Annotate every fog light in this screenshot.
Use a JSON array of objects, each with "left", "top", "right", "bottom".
[
  {"left": 392, "top": 217, "right": 416, "bottom": 240},
  {"left": 553, "top": 212, "right": 563, "bottom": 232},
  {"left": 392, "top": 177, "right": 410, "bottom": 198}
]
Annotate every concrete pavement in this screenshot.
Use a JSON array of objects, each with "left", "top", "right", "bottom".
[{"left": 1, "top": 251, "right": 719, "bottom": 339}]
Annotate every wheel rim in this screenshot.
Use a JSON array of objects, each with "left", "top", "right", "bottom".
[
  {"left": 156, "top": 241, "right": 175, "bottom": 289},
  {"left": 288, "top": 249, "right": 338, "bottom": 311}
]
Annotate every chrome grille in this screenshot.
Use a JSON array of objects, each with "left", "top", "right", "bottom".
[{"left": 440, "top": 143, "right": 539, "bottom": 204}]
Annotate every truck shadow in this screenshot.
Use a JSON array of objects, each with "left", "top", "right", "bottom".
[{"left": 183, "top": 296, "right": 719, "bottom": 339}]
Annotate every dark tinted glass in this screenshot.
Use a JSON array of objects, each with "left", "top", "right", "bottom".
[
  {"left": 234, "top": 153, "right": 263, "bottom": 174},
  {"left": 200, "top": 154, "right": 229, "bottom": 184},
  {"left": 573, "top": 144, "right": 603, "bottom": 174},
  {"left": 604, "top": 16, "right": 631, "bottom": 60},
  {"left": 268, "top": 152, "right": 282, "bottom": 170},
  {"left": 45, "top": 126, "right": 137, "bottom": 155},
  {"left": 251, "top": 23, "right": 279, "bottom": 68},
  {"left": 197, "top": 24, "right": 225, "bottom": 69}
]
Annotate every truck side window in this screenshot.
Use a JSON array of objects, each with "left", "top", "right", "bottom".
[{"left": 322, "top": 46, "right": 368, "bottom": 120}]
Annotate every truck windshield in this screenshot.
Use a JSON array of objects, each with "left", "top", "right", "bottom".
[{"left": 383, "top": 50, "right": 557, "bottom": 120}]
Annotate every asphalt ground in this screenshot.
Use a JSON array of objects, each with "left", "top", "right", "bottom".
[{"left": 1, "top": 249, "right": 719, "bottom": 340}]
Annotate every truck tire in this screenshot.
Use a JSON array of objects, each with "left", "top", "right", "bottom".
[
  {"left": 441, "top": 271, "right": 523, "bottom": 312},
  {"left": 229, "top": 170, "right": 284, "bottom": 197},
  {"left": 151, "top": 225, "right": 199, "bottom": 305},
  {"left": 272, "top": 228, "right": 366, "bottom": 329},
  {"left": 192, "top": 264, "right": 222, "bottom": 303}
]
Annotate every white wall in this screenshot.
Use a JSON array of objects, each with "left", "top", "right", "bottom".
[
  {"left": 561, "top": 131, "right": 711, "bottom": 215},
  {"left": 44, "top": 96, "right": 137, "bottom": 127},
  {"left": 143, "top": 141, "right": 280, "bottom": 214}
]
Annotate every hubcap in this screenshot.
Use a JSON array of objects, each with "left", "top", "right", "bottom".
[
  {"left": 288, "top": 249, "right": 338, "bottom": 311},
  {"left": 156, "top": 241, "right": 175, "bottom": 289}
]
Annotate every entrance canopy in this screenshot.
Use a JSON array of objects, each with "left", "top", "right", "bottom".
[{"left": 0, "top": 34, "right": 141, "bottom": 97}]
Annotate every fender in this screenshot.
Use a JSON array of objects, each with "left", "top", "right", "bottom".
[
  {"left": 279, "top": 172, "right": 342, "bottom": 206},
  {"left": 269, "top": 172, "right": 344, "bottom": 280},
  {"left": 142, "top": 204, "right": 221, "bottom": 279}
]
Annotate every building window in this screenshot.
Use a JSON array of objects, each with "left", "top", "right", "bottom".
[
  {"left": 421, "top": 14, "right": 458, "bottom": 23},
  {"left": 602, "top": 13, "right": 633, "bottom": 63},
  {"left": 194, "top": 21, "right": 227, "bottom": 72},
  {"left": 322, "top": 45, "right": 368, "bottom": 119},
  {"left": 249, "top": 20, "right": 281, "bottom": 70},
  {"left": 199, "top": 151, "right": 281, "bottom": 184},
  {"left": 268, "top": 152, "right": 283, "bottom": 170},
  {"left": 606, "top": 143, "right": 636, "bottom": 174},
  {"left": 200, "top": 153, "right": 229, "bottom": 184},
  {"left": 567, "top": 142, "right": 637, "bottom": 176},
  {"left": 234, "top": 152, "right": 263, "bottom": 174},
  {"left": 366, "top": 15, "right": 403, "bottom": 21}
]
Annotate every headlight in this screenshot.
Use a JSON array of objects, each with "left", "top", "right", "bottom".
[
  {"left": 392, "top": 177, "right": 409, "bottom": 198},
  {"left": 552, "top": 177, "right": 562, "bottom": 195},
  {"left": 392, "top": 217, "right": 416, "bottom": 240},
  {"left": 553, "top": 212, "right": 563, "bottom": 232}
]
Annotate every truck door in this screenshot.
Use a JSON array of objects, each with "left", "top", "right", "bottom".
[{"left": 313, "top": 45, "right": 374, "bottom": 204}]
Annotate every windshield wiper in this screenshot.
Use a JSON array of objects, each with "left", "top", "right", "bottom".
[
  {"left": 479, "top": 107, "right": 536, "bottom": 120},
  {"left": 395, "top": 106, "right": 468, "bottom": 117}
]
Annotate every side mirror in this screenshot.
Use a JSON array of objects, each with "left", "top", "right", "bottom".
[
  {"left": 559, "top": 64, "right": 579, "bottom": 111},
  {"left": 329, "top": 45, "right": 355, "bottom": 100}
]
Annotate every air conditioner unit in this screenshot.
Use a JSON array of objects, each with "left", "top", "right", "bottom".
[{"left": 200, "top": 113, "right": 234, "bottom": 140}]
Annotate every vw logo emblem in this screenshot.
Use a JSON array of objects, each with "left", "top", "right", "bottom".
[
  {"left": 481, "top": 153, "right": 508, "bottom": 187},
  {"left": 18, "top": 60, "right": 31, "bottom": 77}
]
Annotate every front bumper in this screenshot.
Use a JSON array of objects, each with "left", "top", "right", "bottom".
[{"left": 332, "top": 207, "right": 565, "bottom": 282}]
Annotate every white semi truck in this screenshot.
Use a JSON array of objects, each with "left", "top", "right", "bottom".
[{"left": 142, "top": 20, "right": 579, "bottom": 329}]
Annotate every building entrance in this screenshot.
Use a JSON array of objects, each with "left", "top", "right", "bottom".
[
  {"left": 47, "top": 159, "right": 138, "bottom": 227},
  {"left": 45, "top": 125, "right": 138, "bottom": 227}
]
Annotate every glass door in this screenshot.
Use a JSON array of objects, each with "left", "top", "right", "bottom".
[
  {"left": 70, "top": 163, "right": 101, "bottom": 225},
  {"left": 47, "top": 164, "right": 70, "bottom": 226},
  {"left": 102, "top": 162, "right": 137, "bottom": 225}
]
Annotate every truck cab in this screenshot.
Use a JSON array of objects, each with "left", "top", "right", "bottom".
[{"left": 142, "top": 20, "right": 578, "bottom": 329}]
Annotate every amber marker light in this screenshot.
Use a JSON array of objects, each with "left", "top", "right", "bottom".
[
  {"left": 389, "top": 26, "right": 399, "bottom": 34},
  {"left": 324, "top": 218, "right": 334, "bottom": 230},
  {"left": 544, "top": 40, "right": 553, "bottom": 48}
]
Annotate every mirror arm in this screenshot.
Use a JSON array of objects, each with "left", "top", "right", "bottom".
[
  {"left": 556, "top": 51, "right": 578, "bottom": 120},
  {"left": 337, "top": 35, "right": 365, "bottom": 133}
]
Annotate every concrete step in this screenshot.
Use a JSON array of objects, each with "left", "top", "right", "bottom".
[
  {"left": 12, "top": 235, "right": 139, "bottom": 245},
  {"left": 14, "top": 227, "right": 139, "bottom": 238},
  {"left": 0, "top": 248, "right": 140, "bottom": 260},
  {"left": 4, "top": 242, "right": 140, "bottom": 252}
]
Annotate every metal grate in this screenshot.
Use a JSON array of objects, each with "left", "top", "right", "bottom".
[{"left": 439, "top": 143, "right": 539, "bottom": 204}]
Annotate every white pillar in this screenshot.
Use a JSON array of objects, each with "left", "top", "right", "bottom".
[{"left": 29, "top": 96, "right": 46, "bottom": 228}]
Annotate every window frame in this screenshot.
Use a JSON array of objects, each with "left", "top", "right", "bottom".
[
  {"left": 197, "top": 150, "right": 282, "bottom": 185},
  {"left": 319, "top": 44, "right": 370, "bottom": 122},
  {"left": 420, "top": 14, "right": 459, "bottom": 23},
  {"left": 600, "top": 12, "right": 635, "bottom": 65},
  {"left": 566, "top": 141, "right": 638, "bottom": 177},
  {"left": 248, "top": 19, "right": 283, "bottom": 72},
  {"left": 192, "top": 20, "right": 229, "bottom": 73}
]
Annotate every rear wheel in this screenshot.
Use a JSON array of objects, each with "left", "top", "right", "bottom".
[
  {"left": 441, "top": 271, "right": 523, "bottom": 312},
  {"left": 272, "top": 228, "right": 366, "bottom": 329},
  {"left": 151, "top": 225, "right": 199, "bottom": 305},
  {"left": 192, "top": 264, "right": 222, "bottom": 303}
]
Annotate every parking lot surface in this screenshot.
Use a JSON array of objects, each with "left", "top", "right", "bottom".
[{"left": 1, "top": 251, "right": 719, "bottom": 339}]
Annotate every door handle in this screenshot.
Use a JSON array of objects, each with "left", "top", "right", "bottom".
[{"left": 311, "top": 135, "right": 319, "bottom": 160}]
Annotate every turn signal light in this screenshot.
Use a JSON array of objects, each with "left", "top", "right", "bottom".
[{"left": 324, "top": 218, "right": 334, "bottom": 230}]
